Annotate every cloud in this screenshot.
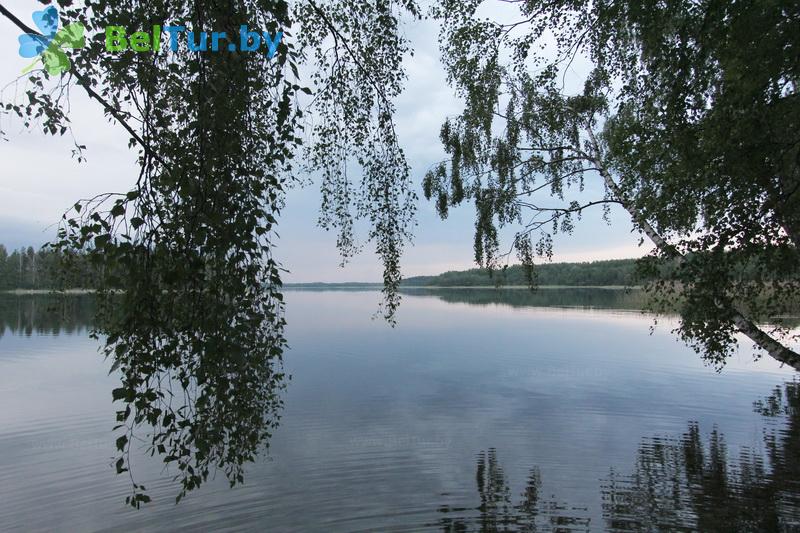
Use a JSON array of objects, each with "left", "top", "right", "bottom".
[{"left": 0, "top": 3, "right": 643, "bottom": 282}]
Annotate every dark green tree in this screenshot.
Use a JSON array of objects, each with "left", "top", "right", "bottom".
[
  {"left": 0, "top": 245, "right": 9, "bottom": 290},
  {"left": 0, "top": 0, "right": 419, "bottom": 505},
  {"left": 424, "top": 0, "right": 800, "bottom": 369}
]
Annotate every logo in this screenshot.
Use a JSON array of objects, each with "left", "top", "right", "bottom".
[
  {"left": 17, "top": 6, "right": 85, "bottom": 75},
  {"left": 15, "top": 6, "right": 282, "bottom": 76},
  {"left": 105, "top": 26, "right": 283, "bottom": 56}
]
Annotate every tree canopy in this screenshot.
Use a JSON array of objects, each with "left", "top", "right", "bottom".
[
  {"left": 404, "top": 258, "right": 640, "bottom": 287},
  {"left": 423, "top": 0, "right": 800, "bottom": 369},
  {"left": 2, "top": 0, "right": 799, "bottom": 507},
  {"left": 1, "top": 0, "right": 420, "bottom": 506}
]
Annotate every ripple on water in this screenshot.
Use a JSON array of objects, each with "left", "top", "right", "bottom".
[{"left": 0, "top": 290, "right": 798, "bottom": 531}]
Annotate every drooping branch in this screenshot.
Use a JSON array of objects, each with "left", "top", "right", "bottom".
[
  {"left": 516, "top": 198, "right": 620, "bottom": 214},
  {"left": 305, "top": 0, "right": 395, "bottom": 118},
  {"left": 0, "top": 2, "right": 169, "bottom": 170},
  {"left": 585, "top": 125, "right": 800, "bottom": 371}
]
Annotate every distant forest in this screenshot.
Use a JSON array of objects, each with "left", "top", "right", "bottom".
[
  {"left": 0, "top": 245, "right": 641, "bottom": 290},
  {"left": 0, "top": 244, "right": 637, "bottom": 291},
  {"left": 0, "top": 244, "right": 794, "bottom": 293},
  {"left": 403, "top": 259, "right": 641, "bottom": 287},
  {"left": 0, "top": 245, "right": 100, "bottom": 291}
]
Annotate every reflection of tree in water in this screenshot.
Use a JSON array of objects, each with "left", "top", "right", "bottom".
[
  {"left": 437, "top": 448, "right": 591, "bottom": 532},
  {"left": 441, "top": 382, "right": 800, "bottom": 532},
  {"left": 603, "top": 381, "right": 800, "bottom": 532},
  {"left": 405, "top": 288, "right": 651, "bottom": 313},
  {"left": 0, "top": 294, "right": 94, "bottom": 338},
  {"left": 101, "top": 282, "right": 288, "bottom": 507},
  {"left": 404, "top": 288, "right": 800, "bottom": 329},
  {"left": 0, "top": 293, "right": 286, "bottom": 506}
]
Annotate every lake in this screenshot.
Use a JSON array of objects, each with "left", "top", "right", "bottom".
[{"left": 0, "top": 289, "right": 798, "bottom": 531}]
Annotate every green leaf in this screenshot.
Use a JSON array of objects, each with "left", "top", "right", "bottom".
[{"left": 94, "top": 234, "right": 111, "bottom": 248}]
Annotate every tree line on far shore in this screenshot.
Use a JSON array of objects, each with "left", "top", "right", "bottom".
[
  {"left": 2, "top": 245, "right": 790, "bottom": 291},
  {"left": 404, "top": 259, "right": 640, "bottom": 287},
  {"left": 0, "top": 245, "right": 100, "bottom": 290},
  {"left": 1, "top": 242, "right": 645, "bottom": 290},
  {"left": 2, "top": 242, "right": 641, "bottom": 290}
]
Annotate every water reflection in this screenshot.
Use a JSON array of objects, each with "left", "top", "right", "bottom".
[
  {"left": 0, "top": 294, "right": 93, "bottom": 338},
  {"left": 403, "top": 287, "right": 800, "bottom": 328},
  {"left": 0, "top": 292, "right": 286, "bottom": 506},
  {"left": 0, "top": 289, "right": 651, "bottom": 335},
  {"left": 99, "top": 283, "right": 287, "bottom": 506},
  {"left": 440, "top": 381, "right": 800, "bottom": 532},
  {"left": 2, "top": 291, "right": 799, "bottom": 529},
  {"left": 604, "top": 381, "right": 800, "bottom": 531},
  {"left": 402, "top": 287, "right": 651, "bottom": 312},
  {"left": 436, "top": 448, "right": 592, "bottom": 531}
]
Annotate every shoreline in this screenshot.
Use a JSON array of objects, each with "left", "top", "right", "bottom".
[
  {"left": 2, "top": 285, "right": 643, "bottom": 294},
  {"left": 1, "top": 289, "right": 97, "bottom": 295},
  {"left": 287, "top": 284, "right": 642, "bottom": 290}
]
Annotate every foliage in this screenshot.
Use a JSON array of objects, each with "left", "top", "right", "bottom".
[
  {"left": 0, "top": 245, "right": 640, "bottom": 290},
  {"left": 0, "top": 244, "right": 99, "bottom": 290},
  {"left": 424, "top": 0, "right": 800, "bottom": 369},
  {"left": 296, "top": 0, "right": 419, "bottom": 320},
  {"left": 405, "top": 258, "right": 640, "bottom": 287},
  {"left": 47, "top": 0, "right": 299, "bottom": 508},
  {"left": 0, "top": 0, "right": 419, "bottom": 506}
]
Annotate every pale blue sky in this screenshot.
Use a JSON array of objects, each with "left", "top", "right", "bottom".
[{"left": 0, "top": 0, "right": 647, "bottom": 282}]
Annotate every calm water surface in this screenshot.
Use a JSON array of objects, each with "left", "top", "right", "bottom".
[{"left": 0, "top": 289, "right": 798, "bottom": 531}]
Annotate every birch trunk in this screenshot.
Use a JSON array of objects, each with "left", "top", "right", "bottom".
[{"left": 585, "top": 127, "right": 800, "bottom": 371}]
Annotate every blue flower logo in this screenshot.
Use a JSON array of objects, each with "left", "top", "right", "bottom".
[{"left": 18, "top": 6, "right": 85, "bottom": 75}]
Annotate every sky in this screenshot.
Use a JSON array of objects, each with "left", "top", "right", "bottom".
[{"left": 0, "top": 0, "right": 648, "bottom": 282}]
